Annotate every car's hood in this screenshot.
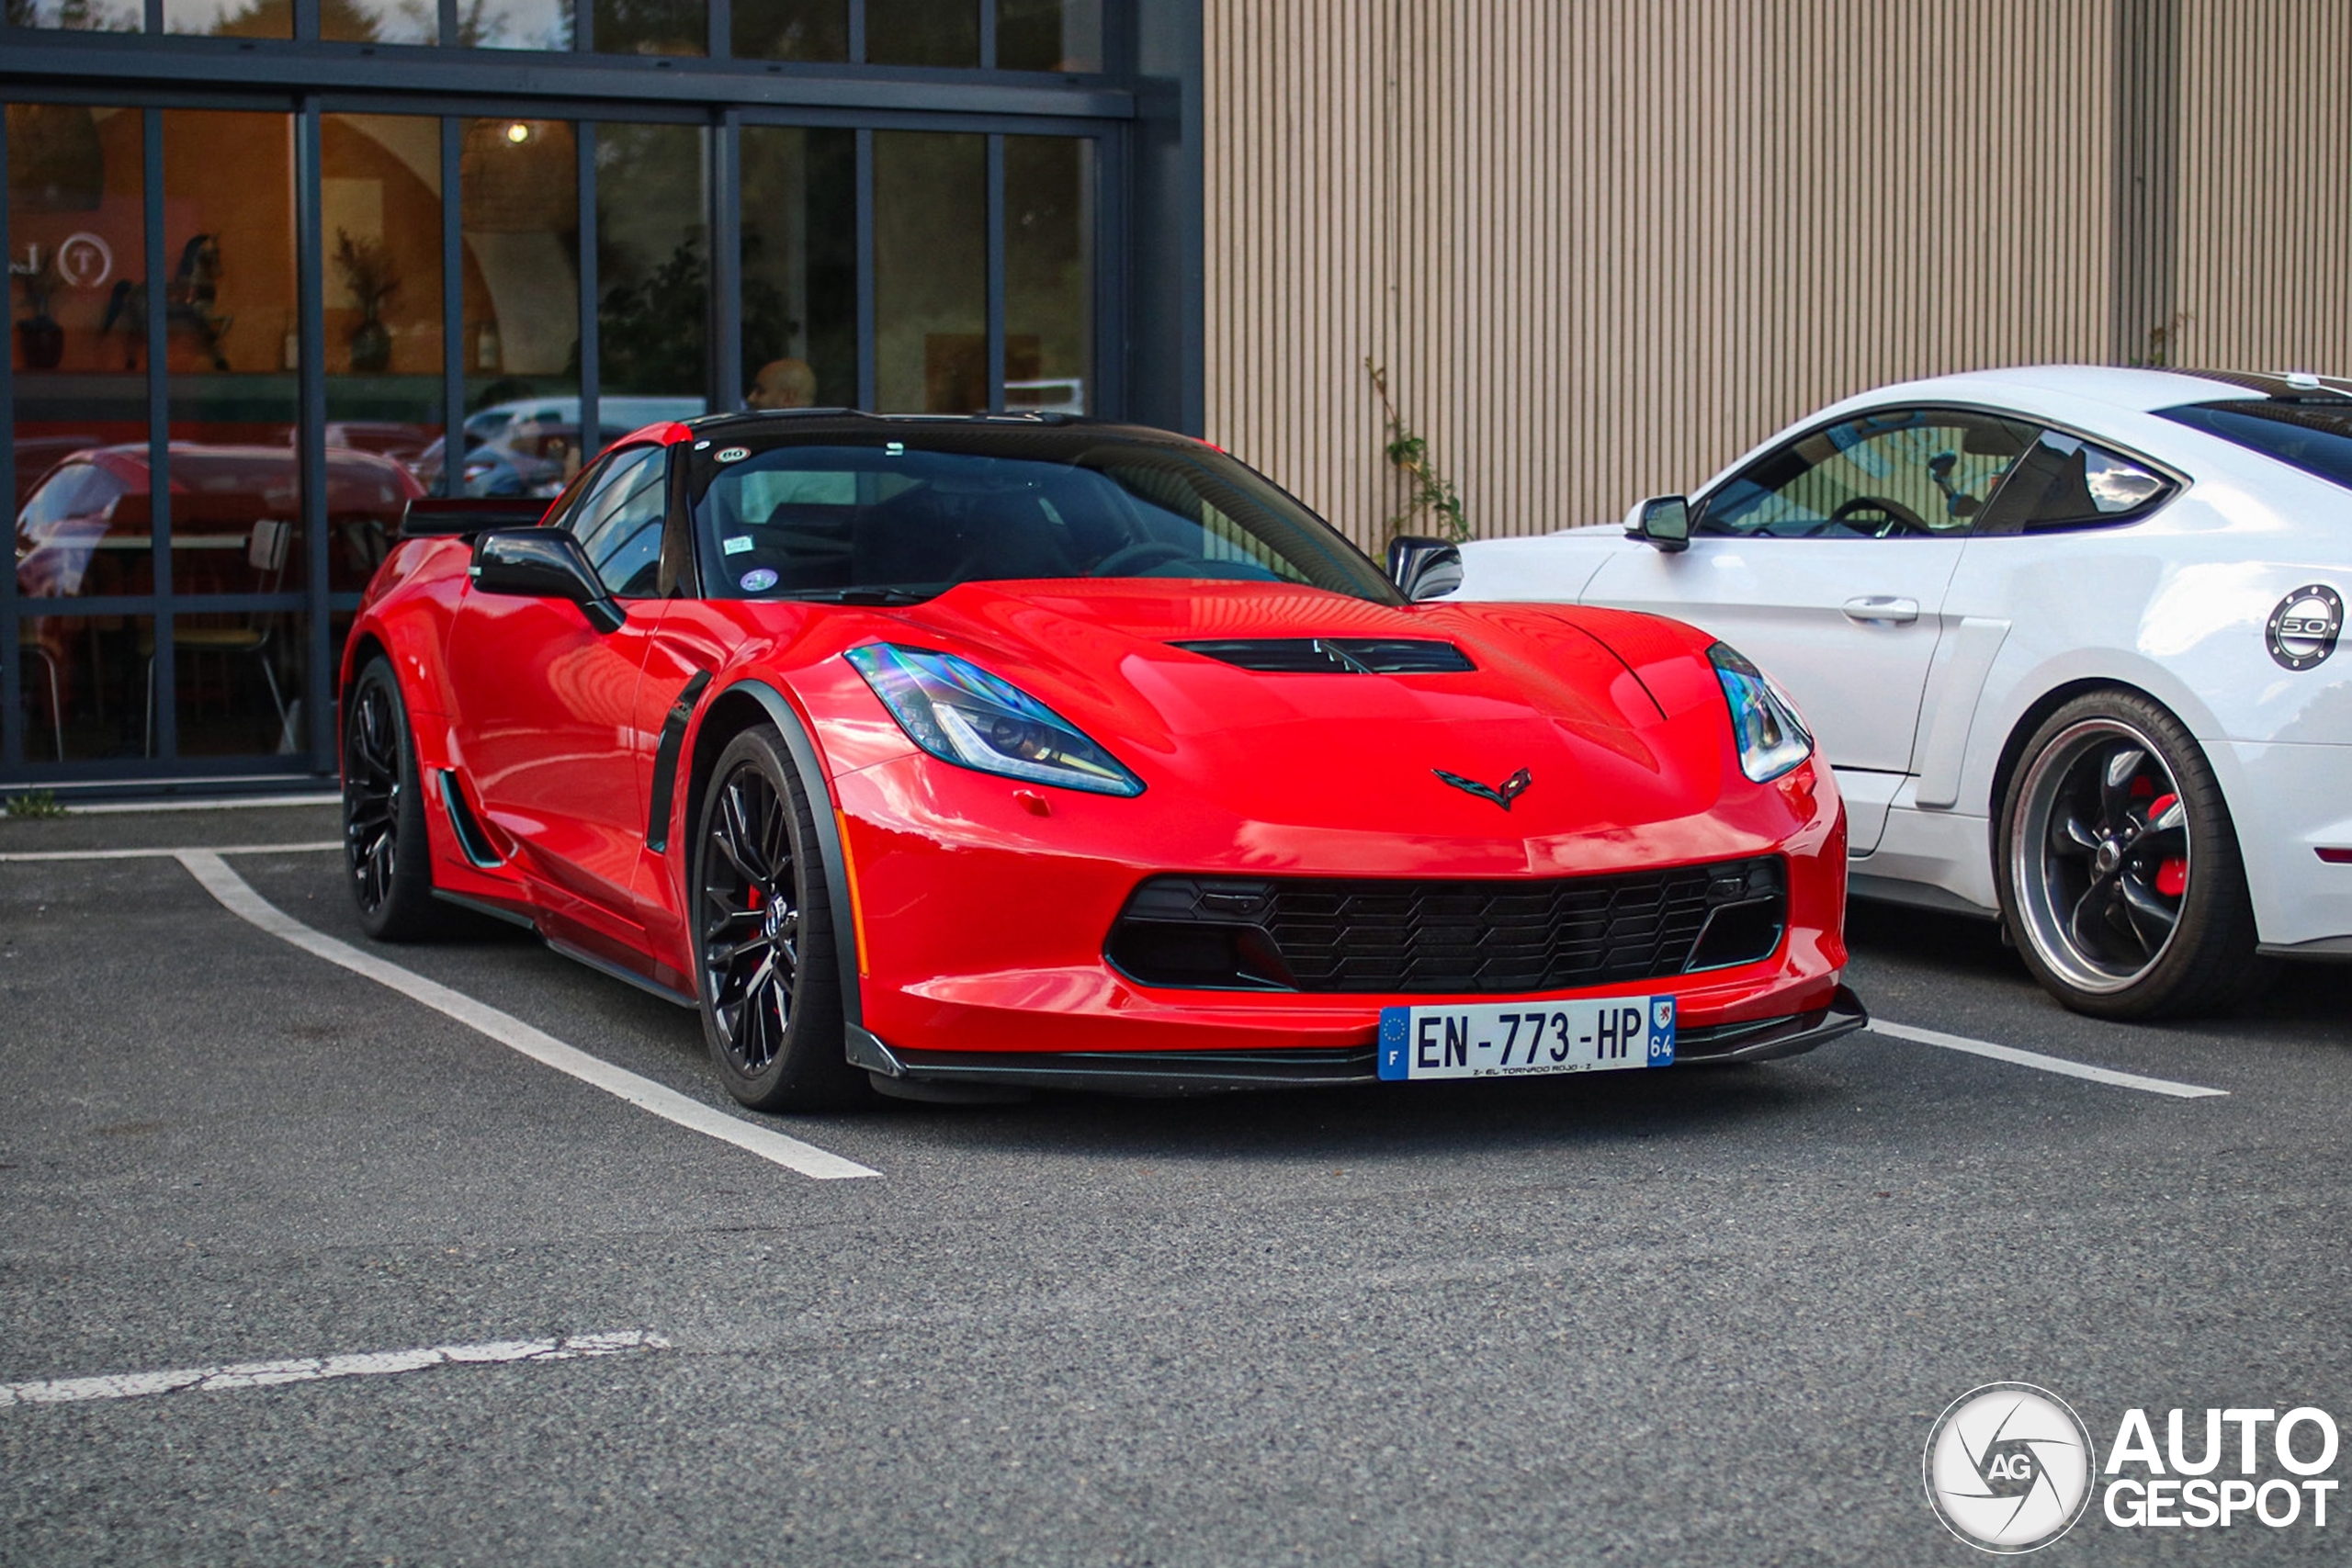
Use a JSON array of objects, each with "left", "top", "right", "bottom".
[{"left": 865, "top": 579, "right": 1733, "bottom": 843}]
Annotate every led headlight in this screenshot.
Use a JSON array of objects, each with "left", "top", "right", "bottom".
[
  {"left": 845, "top": 643, "right": 1145, "bottom": 796},
  {"left": 1708, "top": 642, "right": 1813, "bottom": 783}
]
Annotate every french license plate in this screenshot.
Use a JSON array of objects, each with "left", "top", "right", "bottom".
[{"left": 1377, "top": 996, "right": 1675, "bottom": 1081}]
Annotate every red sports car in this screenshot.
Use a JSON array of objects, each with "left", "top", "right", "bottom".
[{"left": 343, "top": 413, "right": 1862, "bottom": 1110}]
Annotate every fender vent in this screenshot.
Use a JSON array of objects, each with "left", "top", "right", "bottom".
[
  {"left": 438, "top": 770, "right": 503, "bottom": 868},
  {"left": 1170, "top": 637, "right": 1475, "bottom": 674}
]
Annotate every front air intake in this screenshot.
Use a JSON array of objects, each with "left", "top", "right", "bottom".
[{"left": 1170, "top": 638, "right": 1476, "bottom": 674}]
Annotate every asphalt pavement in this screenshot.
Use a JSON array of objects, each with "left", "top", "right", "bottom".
[{"left": 3, "top": 802, "right": 2349, "bottom": 1565}]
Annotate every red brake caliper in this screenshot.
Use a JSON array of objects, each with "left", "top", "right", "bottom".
[{"left": 2145, "top": 791, "right": 2186, "bottom": 897}]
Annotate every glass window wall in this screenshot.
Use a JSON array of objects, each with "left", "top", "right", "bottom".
[
  {"left": 739, "top": 126, "right": 854, "bottom": 410},
  {"left": 873, "top": 130, "right": 983, "bottom": 412}
]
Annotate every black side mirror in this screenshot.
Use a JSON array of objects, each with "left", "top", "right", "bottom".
[
  {"left": 1386, "top": 535, "right": 1464, "bottom": 602},
  {"left": 470, "top": 528, "right": 626, "bottom": 633},
  {"left": 1626, "top": 494, "right": 1691, "bottom": 553}
]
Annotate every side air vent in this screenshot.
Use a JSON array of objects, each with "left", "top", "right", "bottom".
[
  {"left": 439, "top": 770, "right": 503, "bottom": 868},
  {"left": 1170, "top": 637, "right": 1476, "bottom": 674}
]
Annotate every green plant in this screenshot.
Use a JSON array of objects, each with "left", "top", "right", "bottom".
[
  {"left": 4, "top": 789, "right": 66, "bottom": 819},
  {"left": 331, "top": 228, "right": 400, "bottom": 321},
  {"left": 1366, "top": 359, "right": 1469, "bottom": 543},
  {"left": 2127, "top": 311, "right": 2193, "bottom": 369}
]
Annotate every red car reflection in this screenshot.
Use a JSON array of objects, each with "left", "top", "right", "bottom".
[{"left": 16, "top": 442, "right": 424, "bottom": 600}]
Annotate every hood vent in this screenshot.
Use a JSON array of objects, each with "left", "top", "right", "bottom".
[{"left": 1170, "top": 637, "right": 1476, "bottom": 674}]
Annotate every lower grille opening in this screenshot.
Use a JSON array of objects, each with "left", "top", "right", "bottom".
[{"left": 1107, "top": 857, "right": 1788, "bottom": 994}]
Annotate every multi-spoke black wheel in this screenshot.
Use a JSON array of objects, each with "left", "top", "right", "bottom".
[
  {"left": 692, "top": 727, "right": 864, "bottom": 1111},
  {"left": 343, "top": 657, "right": 439, "bottom": 941},
  {"left": 1998, "top": 691, "right": 2260, "bottom": 1019}
]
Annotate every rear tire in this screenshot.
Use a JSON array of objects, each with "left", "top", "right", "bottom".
[
  {"left": 1995, "top": 689, "right": 2264, "bottom": 1019},
  {"left": 691, "top": 727, "right": 869, "bottom": 1111},
  {"left": 343, "top": 657, "right": 441, "bottom": 942}
]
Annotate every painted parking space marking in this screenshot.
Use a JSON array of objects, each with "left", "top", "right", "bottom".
[
  {"left": 175, "top": 850, "right": 878, "bottom": 1181},
  {"left": 1867, "top": 1019, "right": 2228, "bottom": 1099},
  {"left": 0, "top": 1330, "right": 668, "bottom": 1410},
  {"left": 0, "top": 841, "right": 342, "bottom": 863}
]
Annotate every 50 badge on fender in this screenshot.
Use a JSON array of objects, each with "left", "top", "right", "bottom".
[{"left": 341, "top": 412, "right": 1864, "bottom": 1111}]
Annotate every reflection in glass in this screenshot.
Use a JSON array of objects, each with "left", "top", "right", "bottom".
[
  {"left": 164, "top": 0, "right": 291, "bottom": 36},
  {"left": 457, "top": 0, "right": 572, "bottom": 49},
  {"left": 873, "top": 132, "right": 983, "bottom": 412},
  {"left": 7, "top": 0, "right": 141, "bottom": 29},
  {"left": 740, "top": 128, "right": 854, "bottom": 411},
  {"left": 322, "top": 0, "right": 438, "bottom": 44},
  {"left": 158, "top": 109, "right": 299, "bottom": 604},
  {"left": 166, "top": 608, "right": 308, "bottom": 757},
  {"left": 1003, "top": 137, "right": 1091, "bottom": 413},
  {"left": 594, "top": 0, "right": 707, "bottom": 56},
  {"left": 998, "top": 0, "right": 1101, "bottom": 71},
  {"left": 458, "top": 118, "right": 580, "bottom": 492},
  {"left": 20, "top": 614, "right": 152, "bottom": 761},
  {"left": 323, "top": 115, "right": 446, "bottom": 503},
  {"left": 732, "top": 0, "right": 846, "bottom": 61},
  {"left": 8, "top": 104, "right": 145, "bottom": 547},
  {"left": 867, "top": 0, "right": 975, "bottom": 66},
  {"left": 597, "top": 124, "right": 709, "bottom": 405}
]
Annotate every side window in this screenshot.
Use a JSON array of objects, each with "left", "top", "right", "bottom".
[
  {"left": 1975, "top": 431, "right": 2174, "bottom": 535},
  {"left": 569, "top": 445, "right": 670, "bottom": 598},
  {"left": 1699, "top": 410, "right": 2038, "bottom": 539}
]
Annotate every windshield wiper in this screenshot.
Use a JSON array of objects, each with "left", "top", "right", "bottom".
[{"left": 775, "top": 586, "right": 934, "bottom": 605}]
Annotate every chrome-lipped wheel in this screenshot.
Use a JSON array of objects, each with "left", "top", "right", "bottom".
[
  {"left": 2010, "top": 717, "right": 2190, "bottom": 995},
  {"left": 700, "top": 762, "right": 801, "bottom": 1076},
  {"left": 344, "top": 675, "right": 402, "bottom": 914}
]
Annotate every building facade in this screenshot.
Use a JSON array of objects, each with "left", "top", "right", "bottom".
[
  {"left": 9, "top": 0, "right": 2352, "bottom": 792},
  {"left": 2, "top": 0, "right": 1201, "bottom": 788}
]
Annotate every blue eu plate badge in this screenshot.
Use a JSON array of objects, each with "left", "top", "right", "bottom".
[{"left": 1377, "top": 995, "right": 1676, "bottom": 1081}]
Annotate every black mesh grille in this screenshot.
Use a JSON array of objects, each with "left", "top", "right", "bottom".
[{"left": 1108, "top": 858, "right": 1785, "bottom": 994}]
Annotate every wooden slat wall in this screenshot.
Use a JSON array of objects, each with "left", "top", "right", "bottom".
[
  {"left": 1204, "top": 1, "right": 2124, "bottom": 547},
  {"left": 2172, "top": 0, "right": 2352, "bottom": 376}
]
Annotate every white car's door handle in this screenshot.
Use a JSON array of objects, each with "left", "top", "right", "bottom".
[{"left": 1842, "top": 595, "right": 1920, "bottom": 625}]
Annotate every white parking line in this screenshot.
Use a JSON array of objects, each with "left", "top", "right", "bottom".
[
  {"left": 0, "top": 1330, "right": 668, "bottom": 1410},
  {"left": 175, "top": 850, "right": 879, "bottom": 1181},
  {"left": 1867, "top": 1020, "right": 2228, "bottom": 1099},
  {"left": 68, "top": 793, "right": 343, "bottom": 815},
  {"left": 0, "top": 841, "right": 342, "bottom": 862}
]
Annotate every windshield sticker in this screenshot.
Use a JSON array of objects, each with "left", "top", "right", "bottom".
[
  {"left": 885, "top": 441, "right": 906, "bottom": 456},
  {"left": 716, "top": 446, "right": 750, "bottom": 463},
  {"left": 723, "top": 535, "right": 753, "bottom": 555},
  {"left": 693, "top": 440, "right": 711, "bottom": 450},
  {"left": 740, "top": 568, "right": 778, "bottom": 592}
]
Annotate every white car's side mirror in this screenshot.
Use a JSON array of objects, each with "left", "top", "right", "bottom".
[{"left": 1625, "top": 494, "right": 1691, "bottom": 554}]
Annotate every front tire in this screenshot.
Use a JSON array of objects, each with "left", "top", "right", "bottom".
[
  {"left": 343, "top": 657, "right": 441, "bottom": 942},
  {"left": 1996, "top": 690, "right": 2262, "bottom": 1019},
  {"left": 691, "top": 727, "right": 868, "bottom": 1111}
]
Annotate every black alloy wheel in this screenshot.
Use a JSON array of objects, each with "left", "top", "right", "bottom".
[
  {"left": 1997, "top": 690, "right": 2262, "bottom": 1018},
  {"left": 343, "top": 657, "right": 439, "bottom": 941},
  {"left": 692, "top": 727, "right": 864, "bottom": 1111}
]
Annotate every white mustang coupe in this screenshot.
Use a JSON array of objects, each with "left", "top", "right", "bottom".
[{"left": 1457, "top": 366, "right": 2352, "bottom": 1019}]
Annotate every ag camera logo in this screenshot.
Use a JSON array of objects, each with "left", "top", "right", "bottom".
[{"left": 1923, "top": 1383, "right": 2096, "bottom": 1552}]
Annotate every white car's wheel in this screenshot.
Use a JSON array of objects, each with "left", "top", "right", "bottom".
[{"left": 1996, "top": 691, "right": 2263, "bottom": 1019}]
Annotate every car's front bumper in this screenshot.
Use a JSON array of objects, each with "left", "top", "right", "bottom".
[{"left": 849, "top": 986, "right": 1869, "bottom": 1097}]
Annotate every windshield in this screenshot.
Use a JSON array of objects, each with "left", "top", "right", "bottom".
[
  {"left": 2156, "top": 400, "right": 2352, "bottom": 494},
  {"left": 689, "top": 426, "right": 1401, "bottom": 604}
]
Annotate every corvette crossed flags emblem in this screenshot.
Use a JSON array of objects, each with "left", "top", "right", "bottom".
[{"left": 1433, "top": 767, "right": 1532, "bottom": 811}]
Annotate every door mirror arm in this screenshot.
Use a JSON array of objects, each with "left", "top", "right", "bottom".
[
  {"left": 1625, "top": 494, "right": 1693, "bottom": 554},
  {"left": 1385, "top": 535, "right": 1465, "bottom": 602},
  {"left": 470, "top": 528, "right": 627, "bottom": 633}
]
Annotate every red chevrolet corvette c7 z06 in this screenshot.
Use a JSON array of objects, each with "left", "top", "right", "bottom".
[{"left": 341, "top": 412, "right": 1863, "bottom": 1109}]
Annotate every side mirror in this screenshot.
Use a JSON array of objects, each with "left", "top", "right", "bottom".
[
  {"left": 1625, "top": 494, "right": 1691, "bottom": 553},
  {"left": 470, "top": 528, "right": 626, "bottom": 633},
  {"left": 1386, "top": 535, "right": 1464, "bottom": 602}
]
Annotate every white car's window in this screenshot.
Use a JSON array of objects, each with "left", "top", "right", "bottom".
[
  {"left": 1700, "top": 410, "right": 2037, "bottom": 539},
  {"left": 1976, "top": 432, "right": 2175, "bottom": 535}
]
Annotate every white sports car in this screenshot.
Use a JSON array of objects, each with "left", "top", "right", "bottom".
[{"left": 1456, "top": 366, "right": 2352, "bottom": 1018}]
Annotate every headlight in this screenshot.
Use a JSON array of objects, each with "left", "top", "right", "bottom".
[
  {"left": 1708, "top": 642, "right": 1813, "bottom": 783},
  {"left": 845, "top": 644, "right": 1145, "bottom": 797}
]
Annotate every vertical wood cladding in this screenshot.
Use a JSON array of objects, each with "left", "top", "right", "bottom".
[{"left": 1205, "top": 1, "right": 2350, "bottom": 550}]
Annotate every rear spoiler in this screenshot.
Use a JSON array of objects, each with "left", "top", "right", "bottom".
[{"left": 399, "top": 497, "right": 549, "bottom": 539}]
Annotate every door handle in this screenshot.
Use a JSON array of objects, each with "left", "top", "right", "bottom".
[{"left": 1842, "top": 595, "right": 1919, "bottom": 625}]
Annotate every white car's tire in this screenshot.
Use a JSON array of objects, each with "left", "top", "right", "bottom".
[{"left": 1996, "top": 690, "right": 2264, "bottom": 1019}]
